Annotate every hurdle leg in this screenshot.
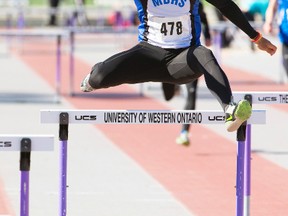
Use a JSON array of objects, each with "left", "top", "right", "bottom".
[
  {"left": 69, "top": 31, "right": 75, "bottom": 96},
  {"left": 244, "top": 124, "right": 251, "bottom": 216},
  {"left": 17, "top": 3, "right": 25, "bottom": 29},
  {"left": 20, "top": 138, "right": 31, "bottom": 216},
  {"left": 243, "top": 94, "right": 252, "bottom": 216},
  {"left": 59, "top": 113, "right": 69, "bottom": 216},
  {"left": 236, "top": 125, "right": 247, "bottom": 216},
  {"left": 60, "top": 140, "right": 68, "bottom": 216},
  {"left": 55, "top": 35, "right": 62, "bottom": 103},
  {"left": 212, "top": 27, "right": 223, "bottom": 64},
  {"left": 21, "top": 171, "right": 29, "bottom": 216}
]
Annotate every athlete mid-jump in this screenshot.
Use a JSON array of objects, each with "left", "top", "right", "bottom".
[{"left": 81, "top": 0, "right": 277, "bottom": 132}]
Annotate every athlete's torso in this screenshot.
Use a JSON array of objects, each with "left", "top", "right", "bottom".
[
  {"left": 277, "top": 0, "right": 288, "bottom": 44},
  {"left": 134, "top": 0, "right": 201, "bottom": 49}
]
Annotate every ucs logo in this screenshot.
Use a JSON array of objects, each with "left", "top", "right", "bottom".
[
  {"left": 208, "top": 115, "right": 225, "bottom": 121},
  {"left": 0, "top": 141, "right": 12, "bottom": 148},
  {"left": 75, "top": 115, "right": 97, "bottom": 121},
  {"left": 258, "top": 97, "right": 277, "bottom": 102}
]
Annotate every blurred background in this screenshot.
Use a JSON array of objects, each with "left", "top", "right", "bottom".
[
  {"left": 0, "top": 0, "right": 268, "bottom": 28},
  {"left": 0, "top": 1, "right": 287, "bottom": 216}
]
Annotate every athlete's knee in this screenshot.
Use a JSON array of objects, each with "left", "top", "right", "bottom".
[{"left": 190, "top": 46, "right": 216, "bottom": 66}]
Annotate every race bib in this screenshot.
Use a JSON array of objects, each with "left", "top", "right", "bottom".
[{"left": 147, "top": 14, "right": 192, "bottom": 48}]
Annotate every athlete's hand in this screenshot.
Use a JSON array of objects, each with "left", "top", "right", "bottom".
[{"left": 255, "top": 37, "right": 277, "bottom": 56}]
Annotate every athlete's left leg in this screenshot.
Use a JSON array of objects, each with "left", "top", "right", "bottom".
[
  {"left": 190, "top": 46, "right": 252, "bottom": 132},
  {"left": 167, "top": 45, "right": 231, "bottom": 109}
]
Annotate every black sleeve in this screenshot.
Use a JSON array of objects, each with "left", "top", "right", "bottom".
[
  {"left": 206, "top": 0, "right": 258, "bottom": 39},
  {"left": 199, "top": 2, "right": 211, "bottom": 40}
]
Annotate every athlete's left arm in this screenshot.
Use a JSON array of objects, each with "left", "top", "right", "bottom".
[
  {"left": 207, "top": 0, "right": 257, "bottom": 38},
  {"left": 206, "top": 0, "right": 277, "bottom": 55}
]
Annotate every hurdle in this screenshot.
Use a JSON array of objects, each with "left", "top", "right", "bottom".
[
  {"left": 0, "top": 134, "right": 54, "bottom": 216},
  {"left": 0, "top": 28, "right": 69, "bottom": 103},
  {"left": 232, "top": 91, "right": 288, "bottom": 216},
  {"left": 40, "top": 109, "right": 265, "bottom": 216}
]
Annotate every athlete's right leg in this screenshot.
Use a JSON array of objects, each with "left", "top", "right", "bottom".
[
  {"left": 176, "top": 80, "right": 198, "bottom": 146},
  {"left": 182, "top": 80, "right": 198, "bottom": 130},
  {"left": 190, "top": 46, "right": 252, "bottom": 132}
]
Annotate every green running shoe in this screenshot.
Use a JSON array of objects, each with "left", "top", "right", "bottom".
[{"left": 225, "top": 99, "right": 252, "bottom": 132}]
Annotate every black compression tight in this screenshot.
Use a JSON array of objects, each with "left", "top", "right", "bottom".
[
  {"left": 88, "top": 42, "right": 232, "bottom": 110},
  {"left": 182, "top": 80, "right": 198, "bottom": 131}
]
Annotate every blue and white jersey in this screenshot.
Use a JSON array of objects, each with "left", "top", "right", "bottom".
[
  {"left": 134, "top": 0, "right": 202, "bottom": 49},
  {"left": 278, "top": 0, "right": 288, "bottom": 44}
]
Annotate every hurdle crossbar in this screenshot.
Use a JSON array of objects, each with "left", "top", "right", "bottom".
[
  {"left": 233, "top": 91, "right": 288, "bottom": 104},
  {"left": 0, "top": 134, "right": 54, "bottom": 216},
  {"left": 40, "top": 109, "right": 266, "bottom": 124}
]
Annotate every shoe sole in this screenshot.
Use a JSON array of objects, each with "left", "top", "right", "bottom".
[
  {"left": 176, "top": 138, "right": 190, "bottom": 146},
  {"left": 234, "top": 100, "right": 252, "bottom": 121}
]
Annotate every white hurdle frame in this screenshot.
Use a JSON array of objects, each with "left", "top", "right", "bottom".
[
  {"left": 232, "top": 91, "right": 288, "bottom": 216},
  {"left": 0, "top": 134, "right": 54, "bottom": 216},
  {"left": 40, "top": 109, "right": 265, "bottom": 216}
]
